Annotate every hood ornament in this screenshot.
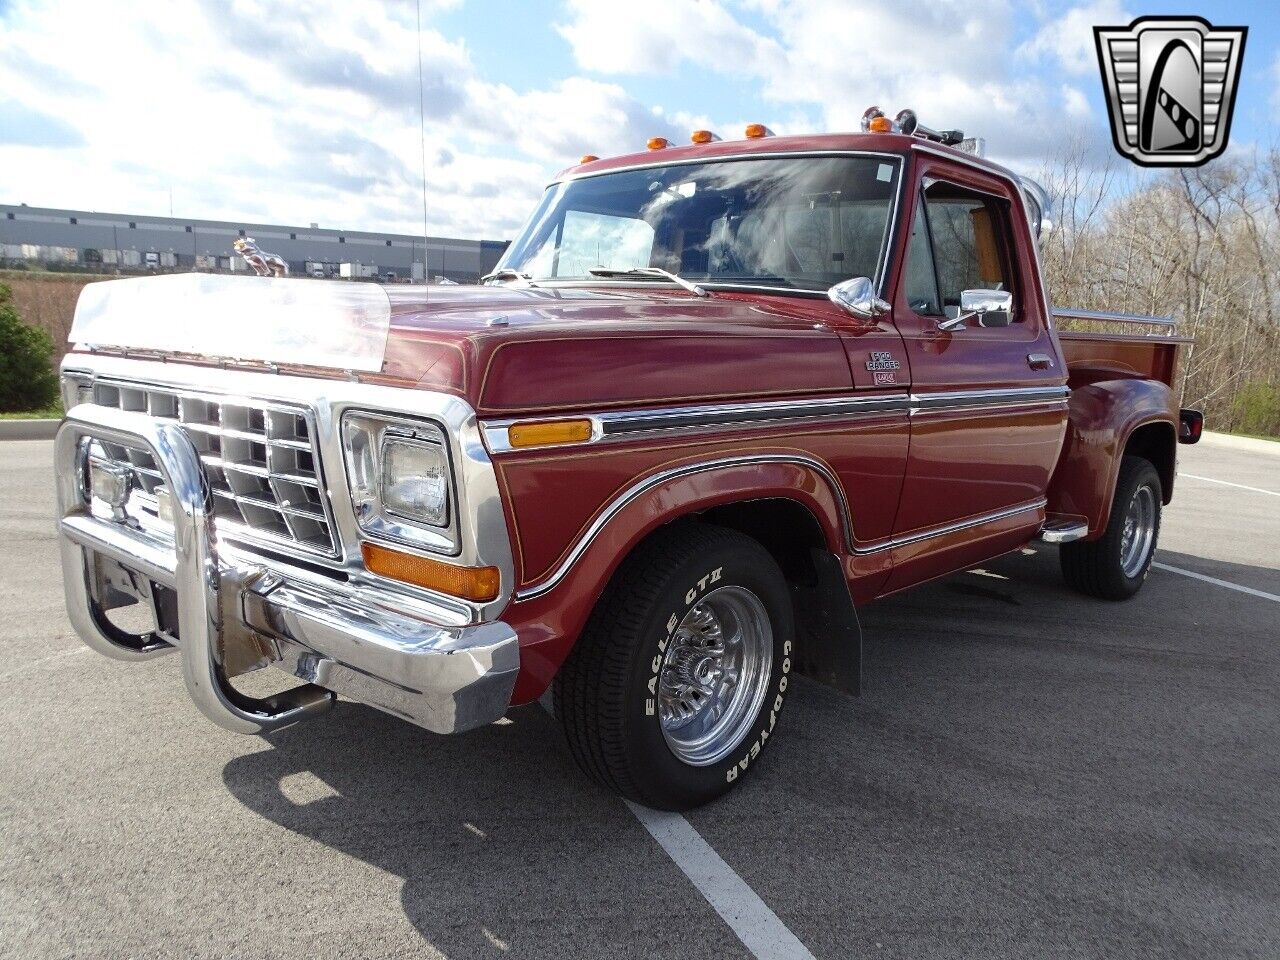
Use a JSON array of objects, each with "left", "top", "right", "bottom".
[{"left": 233, "top": 237, "right": 289, "bottom": 278}]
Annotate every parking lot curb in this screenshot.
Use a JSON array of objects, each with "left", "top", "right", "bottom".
[
  {"left": 0, "top": 419, "right": 60, "bottom": 440},
  {"left": 1201, "top": 431, "right": 1280, "bottom": 457}
]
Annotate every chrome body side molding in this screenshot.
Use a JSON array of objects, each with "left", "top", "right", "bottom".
[
  {"left": 482, "top": 386, "right": 1068, "bottom": 454},
  {"left": 482, "top": 393, "right": 912, "bottom": 454}
]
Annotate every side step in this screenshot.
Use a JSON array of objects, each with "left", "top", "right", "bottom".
[{"left": 1039, "top": 518, "right": 1089, "bottom": 544}]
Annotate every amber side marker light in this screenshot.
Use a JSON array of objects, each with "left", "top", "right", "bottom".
[
  {"left": 361, "top": 542, "right": 500, "bottom": 602},
  {"left": 744, "top": 123, "right": 774, "bottom": 139},
  {"left": 507, "top": 418, "right": 593, "bottom": 449},
  {"left": 647, "top": 137, "right": 670, "bottom": 150}
]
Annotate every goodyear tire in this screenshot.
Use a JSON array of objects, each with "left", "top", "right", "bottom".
[
  {"left": 553, "top": 522, "right": 795, "bottom": 810},
  {"left": 1060, "top": 455, "right": 1163, "bottom": 601}
]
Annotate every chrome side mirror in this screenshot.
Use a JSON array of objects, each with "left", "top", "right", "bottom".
[
  {"left": 827, "top": 277, "right": 890, "bottom": 320},
  {"left": 938, "top": 289, "right": 1014, "bottom": 331}
]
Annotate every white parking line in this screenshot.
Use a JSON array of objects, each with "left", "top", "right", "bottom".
[
  {"left": 1153, "top": 562, "right": 1280, "bottom": 604},
  {"left": 1179, "top": 473, "right": 1279, "bottom": 498},
  {"left": 625, "top": 800, "right": 818, "bottom": 960}
]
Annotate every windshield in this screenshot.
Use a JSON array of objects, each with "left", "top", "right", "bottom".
[{"left": 497, "top": 154, "right": 901, "bottom": 292}]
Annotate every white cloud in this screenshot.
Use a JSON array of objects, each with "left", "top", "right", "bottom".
[
  {"left": 557, "top": 0, "right": 782, "bottom": 76},
  {"left": 0, "top": 0, "right": 673, "bottom": 239},
  {"left": 556, "top": 0, "right": 1097, "bottom": 164},
  {"left": 1018, "top": 0, "right": 1131, "bottom": 75},
  {"left": 1062, "top": 85, "right": 1091, "bottom": 118}
]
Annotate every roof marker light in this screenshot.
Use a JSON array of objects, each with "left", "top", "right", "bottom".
[
  {"left": 868, "top": 115, "right": 892, "bottom": 133},
  {"left": 861, "top": 105, "right": 887, "bottom": 132},
  {"left": 744, "top": 123, "right": 774, "bottom": 139},
  {"left": 690, "top": 129, "right": 721, "bottom": 144},
  {"left": 580, "top": 154, "right": 599, "bottom": 164},
  {"left": 647, "top": 137, "right": 670, "bottom": 150}
]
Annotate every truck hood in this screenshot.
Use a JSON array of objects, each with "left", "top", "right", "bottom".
[
  {"left": 383, "top": 285, "right": 853, "bottom": 416},
  {"left": 67, "top": 275, "right": 853, "bottom": 417}
]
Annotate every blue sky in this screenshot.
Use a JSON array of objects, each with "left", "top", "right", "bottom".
[{"left": 1, "top": 1, "right": 1275, "bottom": 240}]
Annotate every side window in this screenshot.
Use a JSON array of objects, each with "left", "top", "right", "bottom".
[
  {"left": 922, "top": 182, "right": 1014, "bottom": 319},
  {"left": 903, "top": 196, "right": 941, "bottom": 315}
]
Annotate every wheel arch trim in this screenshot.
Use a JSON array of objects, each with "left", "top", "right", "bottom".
[{"left": 513, "top": 454, "right": 854, "bottom": 601}]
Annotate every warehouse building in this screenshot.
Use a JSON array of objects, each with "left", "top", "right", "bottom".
[{"left": 0, "top": 203, "right": 509, "bottom": 283}]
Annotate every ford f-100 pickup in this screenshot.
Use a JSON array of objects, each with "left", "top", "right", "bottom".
[{"left": 54, "top": 110, "right": 1201, "bottom": 809}]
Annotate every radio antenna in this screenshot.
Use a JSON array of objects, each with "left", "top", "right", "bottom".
[{"left": 416, "top": 0, "right": 430, "bottom": 285}]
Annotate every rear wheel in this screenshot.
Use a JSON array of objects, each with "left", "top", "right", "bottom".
[
  {"left": 1061, "top": 455, "right": 1162, "bottom": 600},
  {"left": 553, "top": 523, "right": 794, "bottom": 810}
]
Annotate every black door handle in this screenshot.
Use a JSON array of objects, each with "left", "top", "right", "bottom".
[{"left": 1027, "top": 352, "right": 1055, "bottom": 370}]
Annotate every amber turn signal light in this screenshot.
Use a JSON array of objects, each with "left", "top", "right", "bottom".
[
  {"left": 647, "top": 137, "right": 670, "bottom": 150},
  {"left": 507, "top": 418, "right": 593, "bottom": 449},
  {"left": 361, "top": 543, "right": 500, "bottom": 602},
  {"left": 744, "top": 123, "right": 773, "bottom": 139}
]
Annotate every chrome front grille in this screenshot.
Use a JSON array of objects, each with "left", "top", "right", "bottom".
[{"left": 87, "top": 380, "right": 338, "bottom": 556}]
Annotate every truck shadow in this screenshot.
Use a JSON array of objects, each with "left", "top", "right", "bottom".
[
  {"left": 222, "top": 544, "right": 1278, "bottom": 958},
  {"left": 221, "top": 702, "right": 738, "bottom": 959},
  {"left": 693, "top": 544, "right": 1279, "bottom": 957}
]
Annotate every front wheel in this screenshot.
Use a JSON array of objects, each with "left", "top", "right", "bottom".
[
  {"left": 553, "top": 523, "right": 795, "bottom": 810},
  {"left": 1060, "top": 455, "right": 1162, "bottom": 600}
]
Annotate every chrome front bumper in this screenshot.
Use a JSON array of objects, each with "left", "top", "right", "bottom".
[{"left": 55, "top": 404, "right": 520, "bottom": 735}]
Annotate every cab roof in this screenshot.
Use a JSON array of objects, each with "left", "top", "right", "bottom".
[{"left": 555, "top": 132, "right": 1014, "bottom": 183}]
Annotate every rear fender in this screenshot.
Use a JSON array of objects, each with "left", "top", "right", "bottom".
[
  {"left": 1047, "top": 379, "right": 1178, "bottom": 538},
  {"left": 502, "top": 455, "right": 852, "bottom": 703}
]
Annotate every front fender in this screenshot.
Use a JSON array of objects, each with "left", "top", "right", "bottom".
[
  {"left": 501, "top": 454, "right": 851, "bottom": 703},
  {"left": 1047, "top": 379, "right": 1178, "bottom": 538}
]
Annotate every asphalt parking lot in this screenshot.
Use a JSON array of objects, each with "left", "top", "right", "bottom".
[{"left": 1, "top": 434, "right": 1276, "bottom": 960}]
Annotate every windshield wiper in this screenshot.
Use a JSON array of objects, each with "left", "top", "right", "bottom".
[
  {"left": 587, "top": 267, "right": 709, "bottom": 298},
  {"left": 480, "top": 267, "right": 537, "bottom": 286}
]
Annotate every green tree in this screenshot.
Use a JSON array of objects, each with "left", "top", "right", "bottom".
[
  {"left": 1231, "top": 382, "right": 1280, "bottom": 438},
  {"left": 0, "top": 283, "right": 59, "bottom": 413}
]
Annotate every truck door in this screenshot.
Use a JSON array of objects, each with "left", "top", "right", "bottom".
[{"left": 884, "top": 158, "right": 1068, "bottom": 585}]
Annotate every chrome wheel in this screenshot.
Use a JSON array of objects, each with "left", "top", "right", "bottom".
[
  {"left": 1119, "top": 483, "right": 1157, "bottom": 578},
  {"left": 658, "top": 585, "right": 773, "bottom": 767}
]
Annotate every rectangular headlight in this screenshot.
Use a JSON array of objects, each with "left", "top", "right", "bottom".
[
  {"left": 341, "top": 412, "right": 457, "bottom": 554},
  {"left": 382, "top": 436, "right": 449, "bottom": 526}
]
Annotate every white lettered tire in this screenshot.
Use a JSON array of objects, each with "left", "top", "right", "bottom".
[{"left": 553, "top": 523, "right": 795, "bottom": 810}]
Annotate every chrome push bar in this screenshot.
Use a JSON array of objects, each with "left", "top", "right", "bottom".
[
  {"left": 56, "top": 404, "right": 334, "bottom": 733},
  {"left": 55, "top": 404, "right": 521, "bottom": 736}
]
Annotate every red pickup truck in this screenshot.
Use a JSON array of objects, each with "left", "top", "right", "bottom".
[{"left": 55, "top": 114, "right": 1200, "bottom": 810}]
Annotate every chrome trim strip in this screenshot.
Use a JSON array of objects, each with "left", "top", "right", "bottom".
[
  {"left": 854, "top": 498, "right": 1047, "bottom": 554},
  {"left": 514, "top": 454, "right": 856, "bottom": 600},
  {"left": 909, "top": 385, "right": 1070, "bottom": 414},
  {"left": 482, "top": 393, "right": 911, "bottom": 454},
  {"left": 1052, "top": 307, "right": 1176, "bottom": 328},
  {"left": 482, "top": 386, "right": 1067, "bottom": 454}
]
